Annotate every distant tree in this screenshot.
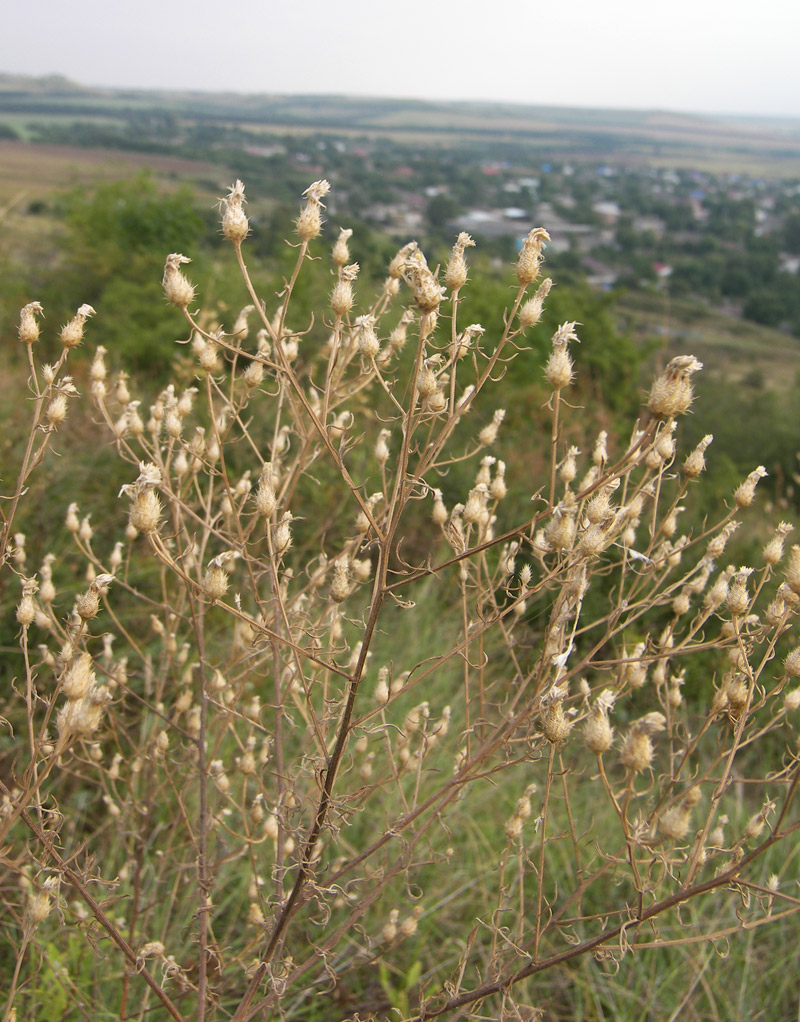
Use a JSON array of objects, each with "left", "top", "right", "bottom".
[
  {"left": 427, "top": 193, "right": 461, "bottom": 230},
  {"left": 43, "top": 174, "right": 206, "bottom": 371},
  {"left": 782, "top": 211, "right": 800, "bottom": 254},
  {"left": 742, "top": 291, "right": 784, "bottom": 328}
]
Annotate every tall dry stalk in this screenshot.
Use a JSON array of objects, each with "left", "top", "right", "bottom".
[{"left": 1, "top": 179, "right": 799, "bottom": 1022}]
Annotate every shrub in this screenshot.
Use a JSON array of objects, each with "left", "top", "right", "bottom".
[{"left": 2, "top": 180, "right": 799, "bottom": 1022}]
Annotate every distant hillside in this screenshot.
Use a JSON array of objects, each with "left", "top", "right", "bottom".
[
  {"left": 2, "top": 72, "right": 800, "bottom": 171},
  {"left": 0, "top": 73, "right": 92, "bottom": 94}
]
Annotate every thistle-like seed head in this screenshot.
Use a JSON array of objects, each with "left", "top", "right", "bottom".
[
  {"left": 60, "top": 304, "right": 95, "bottom": 349},
  {"left": 516, "top": 227, "right": 550, "bottom": 285},
  {"left": 519, "top": 277, "right": 552, "bottom": 329},
  {"left": 648, "top": 356, "right": 703, "bottom": 418},
  {"left": 733, "top": 466, "right": 767, "bottom": 508},
  {"left": 332, "top": 227, "right": 353, "bottom": 266},
  {"left": 129, "top": 489, "right": 162, "bottom": 534},
  {"left": 162, "top": 254, "right": 195, "bottom": 308},
  {"left": 545, "top": 322, "right": 578, "bottom": 390},
  {"left": 296, "top": 179, "right": 330, "bottom": 241},
  {"left": 583, "top": 694, "right": 614, "bottom": 755},
  {"left": 19, "top": 301, "right": 44, "bottom": 345},
  {"left": 221, "top": 179, "right": 249, "bottom": 244},
  {"left": 445, "top": 232, "right": 475, "bottom": 291},
  {"left": 684, "top": 434, "right": 713, "bottom": 479}
]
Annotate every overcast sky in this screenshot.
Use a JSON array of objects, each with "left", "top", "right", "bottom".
[{"left": 3, "top": 0, "right": 799, "bottom": 119}]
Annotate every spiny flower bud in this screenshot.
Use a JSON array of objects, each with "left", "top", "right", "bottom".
[
  {"left": 65, "top": 502, "right": 80, "bottom": 534},
  {"left": 463, "top": 483, "right": 489, "bottom": 526},
  {"left": 560, "top": 446, "right": 580, "bottom": 485},
  {"left": 516, "top": 227, "right": 550, "bottom": 285},
  {"left": 332, "top": 227, "right": 353, "bottom": 266},
  {"left": 273, "top": 511, "right": 293, "bottom": 556},
  {"left": 786, "top": 545, "right": 800, "bottom": 596},
  {"left": 57, "top": 687, "right": 110, "bottom": 741},
  {"left": 429, "top": 384, "right": 447, "bottom": 412},
  {"left": 356, "top": 314, "right": 380, "bottom": 358},
  {"left": 583, "top": 690, "right": 615, "bottom": 755},
  {"left": 545, "top": 501, "right": 577, "bottom": 552},
  {"left": 505, "top": 813, "right": 524, "bottom": 840},
  {"left": 541, "top": 688, "right": 573, "bottom": 744},
  {"left": 231, "top": 306, "right": 254, "bottom": 342},
  {"left": 89, "top": 346, "right": 108, "bottom": 399},
  {"left": 454, "top": 323, "right": 484, "bottom": 360},
  {"left": 75, "top": 588, "right": 100, "bottom": 621},
  {"left": 329, "top": 560, "right": 350, "bottom": 603},
  {"left": 59, "top": 304, "right": 95, "bottom": 349},
  {"left": 784, "top": 688, "right": 800, "bottom": 712},
  {"left": 684, "top": 434, "right": 713, "bottom": 479},
  {"left": 255, "top": 472, "right": 278, "bottom": 518},
  {"left": 733, "top": 466, "right": 767, "bottom": 508},
  {"left": 619, "top": 643, "right": 648, "bottom": 689},
  {"left": 27, "top": 885, "right": 54, "bottom": 927},
  {"left": 658, "top": 787, "right": 701, "bottom": 842},
  {"left": 296, "top": 179, "right": 330, "bottom": 241},
  {"left": 243, "top": 358, "right": 265, "bottom": 389},
  {"left": 16, "top": 577, "right": 37, "bottom": 628},
  {"left": 417, "top": 362, "right": 438, "bottom": 398},
  {"left": 163, "top": 254, "right": 195, "bottom": 308},
  {"left": 61, "top": 652, "right": 95, "bottom": 700},
  {"left": 648, "top": 356, "right": 703, "bottom": 418},
  {"left": 763, "top": 522, "right": 793, "bottom": 566},
  {"left": 445, "top": 232, "right": 475, "bottom": 291},
  {"left": 402, "top": 248, "right": 446, "bottom": 313},
  {"left": 388, "top": 241, "right": 418, "bottom": 280},
  {"left": 331, "top": 263, "right": 359, "bottom": 316},
  {"left": 744, "top": 799, "right": 775, "bottom": 841},
  {"left": 203, "top": 553, "right": 237, "bottom": 602},
  {"left": 46, "top": 393, "right": 69, "bottom": 427},
  {"left": 545, "top": 322, "right": 578, "bottom": 390},
  {"left": 620, "top": 712, "right": 666, "bottom": 773},
  {"left": 375, "top": 429, "right": 390, "bottom": 465},
  {"left": 221, "top": 179, "right": 249, "bottom": 244},
  {"left": 19, "top": 301, "right": 44, "bottom": 345},
  {"left": 382, "top": 908, "right": 400, "bottom": 942},
  {"left": 519, "top": 277, "right": 552, "bottom": 329},
  {"left": 726, "top": 567, "right": 752, "bottom": 616},
  {"left": 706, "top": 522, "right": 739, "bottom": 561},
  {"left": 198, "top": 338, "right": 222, "bottom": 374},
  {"left": 210, "top": 759, "right": 230, "bottom": 795},
  {"left": 121, "top": 462, "right": 163, "bottom": 534},
  {"left": 585, "top": 482, "right": 617, "bottom": 525},
  {"left": 432, "top": 489, "right": 448, "bottom": 526},
  {"left": 73, "top": 574, "right": 113, "bottom": 622},
  {"left": 479, "top": 409, "right": 505, "bottom": 447},
  {"left": 427, "top": 387, "right": 447, "bottom": 414},
  {"left": 490, "top": 460, "right": 507, "bottom": 501},
  {"left": 129, "top": 489, "right": 162, "bottom": 534},
  {"left": 783, "top": 646, "right": 800, "bottom": 678},
  {"left": 388, "top": 308, "right": 414, "bottom": 352}
]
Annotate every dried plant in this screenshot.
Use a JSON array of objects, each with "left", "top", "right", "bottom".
[{"left": 1, "top": 179, "right": 799, "bottom": 1022}]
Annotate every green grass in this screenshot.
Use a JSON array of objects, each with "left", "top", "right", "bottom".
[{"left": 617, "top": 291, "right": 800, "bottom": 394}]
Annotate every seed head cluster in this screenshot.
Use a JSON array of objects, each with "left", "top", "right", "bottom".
[{"left": 5, "top": 175, "right": 798, "bottom": 1021}]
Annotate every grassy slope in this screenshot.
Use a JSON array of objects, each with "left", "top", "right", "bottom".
[
  {"left": 618, "top": 291, "right": 800, "bottom": 394},
  {"left": 0, "top": 139, "right": 226, "bottom": 204}
]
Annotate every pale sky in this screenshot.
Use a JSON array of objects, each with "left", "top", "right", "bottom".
[{"left": 3, "top": 0, "right": 799, "bottom": 119}]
